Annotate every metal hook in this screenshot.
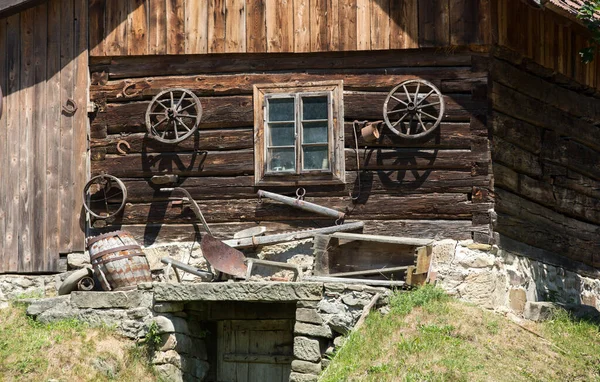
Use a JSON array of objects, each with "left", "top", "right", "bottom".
[
  {"left": 296, "top": 187, "right": 306, "bottom": 200},
  {"left": 62, "top": 98, "right": 78, "bottom": 115}
]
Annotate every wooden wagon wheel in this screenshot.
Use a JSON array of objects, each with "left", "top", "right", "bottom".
[
  {"left": 383, "top": 80, "right": 445, "bottom": 138},
  {"left": 145, "top": 88, "right": 202, "bottom": 144},
  {"left": 82, "top": 174, "right": 128, "bottom": 219}
]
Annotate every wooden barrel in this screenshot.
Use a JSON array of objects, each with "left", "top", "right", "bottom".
[{"left": 86, "top": 231, "right": 152, "bottom": 291}]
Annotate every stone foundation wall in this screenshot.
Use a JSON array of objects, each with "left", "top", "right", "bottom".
[{"left": 432, "top": 240, "right": 600, "bottom": 315}]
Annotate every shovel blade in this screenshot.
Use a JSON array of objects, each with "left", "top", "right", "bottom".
[{"left": 200, "top": 234, "right": 248, "bottom": 278}]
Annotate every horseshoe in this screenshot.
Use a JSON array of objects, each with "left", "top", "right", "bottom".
[
  {"left": 117, "top": 140, "right": 131, "bottom": 155},
  {"left": 62, "top": 98, "right": 78, "bottom": 114},
  {"left": 122, "top": 82, "right": 140, "bottom": 98}
]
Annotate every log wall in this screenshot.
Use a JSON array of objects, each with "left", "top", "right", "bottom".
[
  {"left": 0, "top": 0, "right": 88, "bottom": 273},
  {"left": 490, "top": 49, "right": 600, "bottom": 269},
  {"left": 88, "top": 0, "right": 493, "bottom": 57},
  {"left": 497, "top": 0, "right": 600, "bottom": 92},
  {"left": 89, "top": 50, "right": 491, "bottom": 245}
]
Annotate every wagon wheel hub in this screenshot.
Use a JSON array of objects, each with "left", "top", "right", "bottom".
[{"left": 407, "top": 102, "right": 417, "bottom": 112}]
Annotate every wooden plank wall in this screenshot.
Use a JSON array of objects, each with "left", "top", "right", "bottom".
[
  {"left": 0, "top": 0, "right": 88, "bottom": 273},
  {"left": 497, "top": 0, "right": 600, "bottom": 91},
  {"left": 88, "top": 50, "right": 491, "bottom": 245},
  {"left": 490, "top": 49, "right": 600, "bottom": 269},
  {"left": 87, "top": 0, "right": 493, "bottom": 56}
]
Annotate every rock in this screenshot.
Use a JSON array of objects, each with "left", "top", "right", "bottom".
[
  {"left": 67, "top": 253, "right": 90, "bottom": 269},
  {"left": 153, "top": 282, "right": 323, "bottom": 302},
  {"left": 432, "top": 240, "right": 458, "bottom": 268},
  {"left": 297, "top": 300, "right": 319, "bottom": 309},
  {"left": 296, "top": 308, "right": 323, "bottom": 325},
  {"left": 295, "top": 322, "right": 332, "bottom": 339},
  {"left": 152, "top": 316, "right": 190, "bottom": 335},
  {"left": 509, "top": 288, "right": 527, "bottom": 314},
  {"left": 154, "top": 303, "right": 185, "bottom": 313},
  {"left": 293, "top": 337, "right": 321, "bottom": 362},
  {"left": 26, "top": 296, "right": 71, "bottom": 317},
  {"left": 181, "top": 357, "right": 210, "bottom": 380},
  {"left": 317, "top": 300, "right": 347, "bottom": 315},
  {"left": 458, "top": 271, "right": 506, "bottom": 309},
  {"left": 378, "top": 306, "right": 391, "bottom": 315},
  {"left": 71, "top": 290, "right": 150, "bottom": 309},
  {"left": 322, "top": 358, "right": 330, "bottom": 369},
  {"left": 563, "top": 303, "right": 600, "bottom": 322},
  {"left": 289, "top": 372, "right": 318, "bottom": 382},
  {"left": 467, "top": 243, "right": 493, "bottom": 251},
  {"left": 342, "top": 293, "right": 371, "bottom": 307},
  {"left": 291, "top": 360, "right": 322, "bottom": 375},
  {"left": 93, "top": 357, "right": 119, "bottom": 379},
  {"left": 152, "top": 350, "right": 182, "bottom": 368},
  {"left": 333, "top": 336, "right": 346, "bottom": 347},
  {"left": 154, "top": 364, "right": 183, "bottom": 382},
  {"left": 523, "top": 301, "right": 556, "bottom": 321}
]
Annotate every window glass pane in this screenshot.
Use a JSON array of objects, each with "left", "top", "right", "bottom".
[
  {"left": 268, "top": 148, "right": 296, "bottom": 172},
  {"left": 303, "top": 121, "right": 328, "bottom": 144},
  {"left": 303, "top": 146, "right": 329, "bottom": 171},
  {"left": 269, "top": 123, "right": 295, "bottom": 146},
  {"left": 268, "top": 98, "right": 295, "bottom": 122},
  {"left": 302, "top": 96, "right": 328, "bottom": 120}
]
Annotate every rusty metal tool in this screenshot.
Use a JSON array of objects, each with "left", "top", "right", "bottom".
[{"left": 257, "top": 189, "right": 345, "bottom": 221}]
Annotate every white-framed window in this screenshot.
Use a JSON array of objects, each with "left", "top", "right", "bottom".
[{"left": 253, "top": 81, "right": 345, "bottom": 186}]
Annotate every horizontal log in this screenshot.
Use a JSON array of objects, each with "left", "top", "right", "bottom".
[
  {"left": 491, "top": 112, "right": 542, "bottom": 155},
  {"left": 109, "top": 193, "right": 476, "bottom": 224},
  {"left": 494, "top": 163, "right": 600, "bottom": 225},
  {"left": 91, "top": 49, "right": 478, "bottom": 79},
  {"left": 492, "top": 82, "right": 600, "bottom": 152},
  {"left": 541, "top": 130, "right": 600, "bottom": 181},
  {"left": 88, "top": 219, "right": 475, "bottom": 245},
  {"left": 90, "top": 68, "right": 487, "bottom": 102},
  {"left": 91, "top": 93, "right": 484, "bottom": 134},
  {"left": 114, "top": 170, "right": 487, "bottom": 202},
  {"left": 491, "top": 57, "right": 600, "bottom": 123},
  {"left": 552, "top": 169, "right": 600, "bottom": 201},
  {"left": 344, "top": 122, "right": 472, "bottom": 149},
  {"left": 491, "top": 137, "right": 542, "bottom": 178},
  {"left": 494, "top": 189, "right": 600, "bottom": 266},
  {"left": 91, "top": 148, "right": 481, "bottom": 177},
  {"left": 91, "top": 128, "right": 254, "bottom": 152}
]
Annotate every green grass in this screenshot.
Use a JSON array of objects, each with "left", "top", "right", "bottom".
[
  {"left": 0, "top": 303, "right": 157, "bottom": 381},
  {"left": 321, "top": 286, "right": 600, "bottom": 382}
]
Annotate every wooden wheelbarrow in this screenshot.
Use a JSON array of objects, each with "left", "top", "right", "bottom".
[{"left": 160, "top": 187, "right": 302, "bottom": 281}]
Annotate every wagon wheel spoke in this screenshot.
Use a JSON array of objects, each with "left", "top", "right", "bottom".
[
  {"left": 403, "top": 84, "right": 412, "bottom": 103},
  {"left": 176, "top": 92, "right": 186, "bottom": 109},
  {"left": 416, "top": 113, "right": 427, "bottom": 132},
  {"left": 390, "top": 95, "right": 408, "bottom": 106},
  {"left": 152, "top": 117, "right": 168, "bottom": 130},
  {"left": 417, "top": 90, "right": 435, "bottom": 106},
  {"left": 420, "top": 110, "right": 439, "bottom": 120},
  {"left": 386, "top": 108, "right": 408, "bottom": 115},
  {"left": 178, "top": 102, "right": 197, "bottom": 113},
  {"left": 391, "top": 113, "right": 408, "bottom": 127},
  {"left": 176, "top": 117, "right": 192, "bottom": 132},
  {"left": 173, "top": 121, "right": 180, "bottom": 140},
  {"left": 170, "top": 91, "right": 175, "bottom": 109},
  {"left": 180, "top": 115, "right": 198, "bottom": 119},
  {"left": 414, "top": 82, "right": 421, "bottom": 104},
  {"left": 407, "top": 115, "right": 414, "bottom": 135},
  {"left": 156, "top": 100, "right": 170, "bottom": 110},
  {"left": 418, "top": 101, "right": 441, "bottom": 108}
]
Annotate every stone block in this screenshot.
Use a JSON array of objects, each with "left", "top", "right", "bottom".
[
  {"left": 295, "top": 322, "right": 332, "bottom": 338},
  {"left": 71, "top": 290, "right": 149, "bottom": 309},
  {"left": 154, "top": 364, "right": 183, "bottom": 382},
  {"left": 523, "top": 301, "right": 556, "bottom": 322},
  {"left": 296, "top": 308, "right": 323, "bottom": 325},
  {"left": 154, "top": 282, "right": 323, "bottom": 302},
  {"left": 154, "top": 303, "right": 185, "bottom": 313},
  {"left": 293, "top": 337, "right": 321, "bottom": 362},
  {"left": 152, "top": 350, "right": 181, "bottom": 368},
  {"left": 153, "top": 316, "right": 190, "bottom": 335},
  {"left": 509, "top": 288, "right": 527, "bottom": 314},
  {"left": 25, "top": 296, "right": 70, "bottom": 317},
  {"left": 289, "top": 372, "right": 318, "bottom": 382},
  {"left": 291, "top": 360, "right": 322, "bottom": 375},
  {"left": 432, "top": 240, "right": 458, "bottom": 268},
  {"left": 297, "top": 300, "right": 319, "bottom": 309},
  {"left": 181, "top": 357, "right": 210, "bottom": 380},
  {"left": 333, "top": 336, "right": 346, "bottom": 347},
  {"left": 67, "top": 253, "right": 90, "bottom": 269}
]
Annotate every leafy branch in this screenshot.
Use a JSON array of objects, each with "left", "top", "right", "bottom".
[{"left": 578, "top": 0, "right": 600, "bottom": 63}]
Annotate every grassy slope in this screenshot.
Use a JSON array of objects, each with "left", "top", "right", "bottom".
[
  {"left": 0, "top": 304, "right": 157, "bottom": 382},
  {"left": 322, "top": 286, "right": 600, "bottom": 382}
]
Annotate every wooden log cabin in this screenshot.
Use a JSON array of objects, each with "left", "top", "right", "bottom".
[{"left": 0, "top": 0, "right": 598, "bottom": 274}]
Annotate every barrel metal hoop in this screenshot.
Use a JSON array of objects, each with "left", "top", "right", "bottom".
[
  {"left": 86, "top": 230, "right": 132, "bottom": 247},
  {"left": 92, "top": 253, "right": 146, "bottom": 266},
  {"left": 90, "top": 244, "right": 142, "bottom": 261}
]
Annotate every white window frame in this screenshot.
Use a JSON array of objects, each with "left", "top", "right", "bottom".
[{"left": 253, "top": 81, "right": 345, "bottom": 186}]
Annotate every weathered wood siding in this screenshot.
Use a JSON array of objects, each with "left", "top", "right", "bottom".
[
  {"left": 88, "top": 0, "right": 493, "bottom": 56},
  {"left": 89, "top": 50, "right": 491, "bottom": 245},
  {"left": 497, "top": 0, "right": 600, "bottom": 91},
  {"left": 0, "top": 0, "right": 88, "bottom": 273},
  {"left": 490, "top": 48, "right": 600, "bottom": 269}
]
